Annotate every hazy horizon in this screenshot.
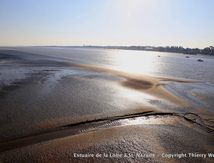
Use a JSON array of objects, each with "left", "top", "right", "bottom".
[
  {"left": 0, "top": 45, "right": 213, "bottom": 49},
  {"left": 0, "top": 0, "right": 214, "bottom": 48}
]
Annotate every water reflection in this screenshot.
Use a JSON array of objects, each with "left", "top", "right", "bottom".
[
  {"left": 120, "top": 116, "right": 173, "bottom": 126},
  {"left": 115, "top": 86, "right": 156, "bottom": 106},
  {"left": 108, "top": 50, "right": 160, "bottom": 75}
]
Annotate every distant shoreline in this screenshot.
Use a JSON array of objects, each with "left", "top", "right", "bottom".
[
  {"left": 1, "top": 45, "right": 214, "bottom": 55},
  {"left": 83, "top": 45, "right": 214, "bottom": 56},
  {"left": 47, "top": 45, "right": 214, "bottom": 56}
]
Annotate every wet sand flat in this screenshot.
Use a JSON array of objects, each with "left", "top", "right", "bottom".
[
  {"left": 0, "top": 47, "right": 214, "bottom": 162},
  {"left": 0, "top": 116, "right": 213, "bottom": 162}
]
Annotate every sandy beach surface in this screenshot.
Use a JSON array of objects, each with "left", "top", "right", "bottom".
[{"left": 0, "top": 47, "right": 213, "bottom": 162}]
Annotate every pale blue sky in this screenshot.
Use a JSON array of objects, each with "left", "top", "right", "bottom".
[{"left": 0, "top": 0, "right": 213, "bottom": 48}]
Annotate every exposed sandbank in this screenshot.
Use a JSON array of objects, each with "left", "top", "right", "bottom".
[{"left": 68, "top": 63, "right": 194, "bottom": 106}]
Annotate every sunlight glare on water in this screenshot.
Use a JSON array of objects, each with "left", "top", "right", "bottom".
[
  {"left": 108, "top": 50, "right": 159, "bottom": 75},
  {"left": 115, "top": 86, "right": 156, "bottom": 106}
]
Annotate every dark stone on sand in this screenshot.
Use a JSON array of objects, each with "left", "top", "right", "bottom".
[{"left": 197, "top": 59, "right": 204, "bottom": 62}]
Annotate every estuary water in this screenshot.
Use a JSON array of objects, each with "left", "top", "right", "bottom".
[
  {"left": 11, "top": 46, "right": 214, "bottom": 83},
  {"left": 0, "top": 47, "right": 214, "bottom": 142}
]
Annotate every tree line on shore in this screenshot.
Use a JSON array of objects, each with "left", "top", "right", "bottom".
[{"left": 83, "top": 45, "right": 214, "bottom": 55}]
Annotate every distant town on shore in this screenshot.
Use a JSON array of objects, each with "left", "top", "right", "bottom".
[{"left": 79, "top": 45, "right": 214, "bottom": 55}]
